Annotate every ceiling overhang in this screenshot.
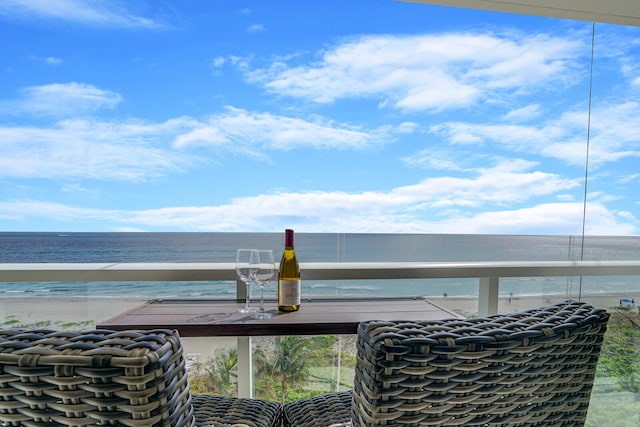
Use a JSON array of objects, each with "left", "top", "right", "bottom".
[{"left": 401, "top": 0, "right": 640, "bottom": 27}]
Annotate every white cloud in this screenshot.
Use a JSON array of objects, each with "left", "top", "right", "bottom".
[
  {"left": 0, "top": 117, "right": 198, "bottom": 181},
  {"left": 44, "top": 56, "right": 63, "bottom": 65},
  {"left": 61, "top": 183, "right": 99, "bottom": 196},
  {"left": 247, "top": 24, "right": 264, "bottom": 33},
  {"left": 589, "top": 102, "right": 640, "bottom": 152},
  {"left": 173, "top": 106, "right": 394, "bottom": 152},
  {"left": 461, "top": 202, "right": 636, "bottom": 235},
  {"left": 212, "top": 57, "right": 226, "bottom": 68},
  {"left": 431, "top": 101, "right": 640, "bottom": 168},
  {"left": 396, "top": 122, "right": 418, "bottom": 134},
  {"left": 2, "top": 196, "right": 633, "bottom": 235},
  {"left": 404, "top": 149, "right": 469, "bottom": 171},
  {"left": 30, "top": 54, "right": 63, "bottom": 65},
  {"left": 431, "top": 122, "right": 561, "bottom": 147},
  {"left": 502, "top": 104, "right": 542, "bottom": 122},
  {"left": 174, "top": 126, "right": 228, "bottom": 148},
  {"left": 617, "top": 173, "right": 640, "bottom": 184},
  {"left": 244, "top": 32, "right": 583, "bottom": 112},
  {"left": 1, "top": 82, "right": 122, "bottom": 116},
  {"left": 0, "top": 161, "right": 600, "bottom": 234},
  {"left": 0, "top": 0, "right": 163, "bottom": 28},
  {"left": 0, "top": 200, "right": 117, "bottom": 223},
  {"left": 392, "top": 159, "right": 579, "bottom": 207},
  {"left": 0, "top": 105, "right": 398, "bottom": 181}
]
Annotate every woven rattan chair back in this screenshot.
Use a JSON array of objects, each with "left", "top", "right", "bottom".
[
  {"left": 351, "top": 300, "right": 609, "bottom": 426},
  {"left": 0, "top": 328, "right": 194, "bottom": 426},
  {"left": 0, "top": 328, "right": 282, "bottom": 427}
]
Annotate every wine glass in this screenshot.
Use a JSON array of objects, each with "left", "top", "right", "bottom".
[
  {"left": 251, "top": 249, "right": 275, "bottom": 320},
  {"left": 235, "top": 249, "right": 258, "bottom": 313}
]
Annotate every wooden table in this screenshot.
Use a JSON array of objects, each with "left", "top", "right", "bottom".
[
  {"left": 97, "top": 297, "right": 461, "bottom": 337},
  {"left": 98, "top": 297, "right": 461, "bottom": 398}
]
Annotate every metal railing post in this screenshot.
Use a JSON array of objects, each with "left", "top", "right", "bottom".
[
  {"left": 236, "top": 275, "right": 252, "bottom": 397},
  {"left": 479, "top": 276, "right": 499, "bottom": 316},
  {"left": 236, "top": 278, "right": 247, "bottom": 303},
  {"left": 237, "top": 336, "right": 253, "bottom": 398}
]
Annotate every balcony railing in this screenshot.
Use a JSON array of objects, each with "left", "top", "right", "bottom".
[
  {"left": 3, "top": 260, "right": 640, "bottom": 399},
  {"left": 3, "top": 260, "right": 640, "bottom": 315}
]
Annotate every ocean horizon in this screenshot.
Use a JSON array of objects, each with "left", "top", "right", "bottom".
[{"left": 2, "top": 232, "right": 639, "bottom": 299}]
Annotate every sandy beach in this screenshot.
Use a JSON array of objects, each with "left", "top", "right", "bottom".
[
  {"left": 1, "top": 293, "right": 636, "bottom": 363},
  {"left": 2, "top": 294, "right": 636, "bottom": 330},
  {"left": 0, "top": 297, "right": 237, "bottom": 360},
  {"left": 3, "top": 293, "right": 635, "bottom": 326},
  {"left": 0, "top": 297, "right": 147, "bottom": 327}
]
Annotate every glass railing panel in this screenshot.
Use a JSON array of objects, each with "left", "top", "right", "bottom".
[
  {"left": 588, "top": 304, "right": 640, "bottom": 426},
  {"left": 252, "top": 335, "right": 349, "bottom": 402},
  {"left": 581, "top": 22, "right": 640, "bottom": 423},
  {"left": 300, "top": 278, "right": 478, "bottom": 300},
  {"left": 182, "top": 336, "right": 240, "bottom": 396},
  {"left": 584, "top": 276, "right": 640, "bottom": 425},
  {"left": 3, "top": 264, "right": 640, "bottom": 417},
  {"left": 0, "top": 280, "right": 239, "bottom": 300},
  {"left": 183, "top": 334, "right": 358, "bottom": 403}
]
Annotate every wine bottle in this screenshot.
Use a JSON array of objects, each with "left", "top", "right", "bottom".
[{"left": 278, "top": 229, "right": 301, "bottom": 312}]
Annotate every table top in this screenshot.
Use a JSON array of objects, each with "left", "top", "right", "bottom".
[{"left": 97, "top": 297, "right": 461, "bottom": 337}]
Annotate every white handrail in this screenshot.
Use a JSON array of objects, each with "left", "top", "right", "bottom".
[{"left": 3, "top": 260, "right": 640, "bottom": 282}]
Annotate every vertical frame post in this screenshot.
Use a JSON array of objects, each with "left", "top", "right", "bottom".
[
  {"left": 479, "top": 276, "right": 499, "bottom": 316},
  {"left": 237, "top": 278, "right": 247, "bottom": 303},
  {"left": 237, "top": 336, "right": 253, "bottom": 398}
]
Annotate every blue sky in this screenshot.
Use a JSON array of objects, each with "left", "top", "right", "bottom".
[{"left": 1, "top": 0, "right": 639, "bottom": 234}]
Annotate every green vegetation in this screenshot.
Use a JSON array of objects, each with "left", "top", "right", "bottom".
[
  {"left": 189, "top": 348, "right": 239, "bottom": 396},
  {"left": 586, "top": 306, "right": 640, "bottom": 425},
  {"left": 188, "top": 335, "right": 356, "bottom": 403},
  {"left": 1, "top": 317, "right": 21, "bottom": 327},
  {"left": 0, "top": 318, "right": 95, "bottom": 330},
  {"left": 596, "top": 306, "right": 640, "bottom": 393}
]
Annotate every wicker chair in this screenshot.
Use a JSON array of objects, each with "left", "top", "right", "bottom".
[
  {"left": 0, "top": 328, "right": 281, "bottom": 427},
  {"left": 283, "top": 300, "right": 609, "bottom": 427}
]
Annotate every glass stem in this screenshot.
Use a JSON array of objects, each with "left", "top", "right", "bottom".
[
  {"left": 260, "top": 287, "right": 265, "bottom": 314},
  {"left": 245, "top": 282, "right": 251, "bottom": 308}
]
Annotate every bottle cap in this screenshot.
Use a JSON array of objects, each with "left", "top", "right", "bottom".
[{"left": 285, "top": 229, "right": 294, "bottom": 247}]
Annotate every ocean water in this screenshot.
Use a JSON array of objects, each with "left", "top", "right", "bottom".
[{"left": 1, "top": 232, "right": 640, "bottom": 299}]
